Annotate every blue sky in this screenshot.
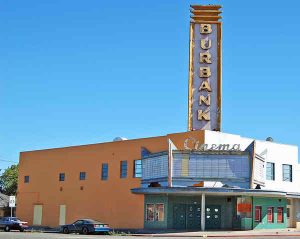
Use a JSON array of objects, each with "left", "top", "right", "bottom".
[{"left": 1, "top": 0, "right": 299, "bottom": 170}]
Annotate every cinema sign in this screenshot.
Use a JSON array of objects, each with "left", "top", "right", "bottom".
[
  {"left": 184, "top": 137, "right": 241, "bottom": 151},
  {"left": 188, "top": 5, "right": 222, "bottom": 131}
]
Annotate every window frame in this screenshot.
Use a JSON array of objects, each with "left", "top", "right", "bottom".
[
  {"left": 24, "top": 175, "right": 30, "bottom": 183},
  {"left": 120, "top": 161, "right": 127, "bottom": 178},
  {"left": 266, "top": 162, "right": 275, "bottom": 181},
  {"left": 79, "top": 172, "right": 86, "bottom": 181},
  {"left": 59, "top": 173, "right": 65, "bottom": 182},
  {"left": 101, "top": 163, "right": 108, "bottom": 181},
  {"left": 254, "top": 206, "right": 262, "bottom": 222},
  {"left": 146, "top": 203, "right": 165, "bottom": 222},
  {"left": 133, "top": 160, "right": 142, "bottom": 178},
  {"left": 146, "top": 204, "right": 155, "bottom": 221},
  {"left": 282, "top": 164, "right": 292, "bottom": 182},
  {"left": 155, "top": 203, "right": 164, "bottom": 222},
  {"left": 277, "top": 207, "right": 284, "bottom": 223},
  {"left": 267, "top": 207, "right": 274, "bottom": 223}
]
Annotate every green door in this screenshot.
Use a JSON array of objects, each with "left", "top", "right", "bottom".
[
  {"left": 205, "top": 205, "right": 221, "bottom": 229},
  {"left": 186, "top": 204, "right": 201, "bottom": 229},
  {"left": 173, "top": 204, "right": 186, "bottom": 229},
  {"left": 173, "top": 204, "right": 201, "bottom": 230}
]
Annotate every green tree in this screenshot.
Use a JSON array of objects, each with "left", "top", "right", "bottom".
[{"left": 0, "top": 164, "right": 18, "bottom": 195}]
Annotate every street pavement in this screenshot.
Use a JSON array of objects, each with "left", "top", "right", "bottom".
[{"left": 1, "top": 232, "right": 300, "bottom": 239}]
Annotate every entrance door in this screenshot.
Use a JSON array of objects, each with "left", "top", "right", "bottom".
[
  {"left": 287, "top": 205, "right": 293, "bottom": 227},
  {"left": 33, "top": 205, "right": 43, "bottom": 225},
  {"left": 205, "top": 205, "right": 221, "bottom": 229},
  {"left": 186, "top": 204, "right": 201, "bottom": 229},
  {"left": 173, "top": 204, "right": 201, "bottom": 230},
  {"left": 173, "top": 204, "right": 186, "bottom": 229}
]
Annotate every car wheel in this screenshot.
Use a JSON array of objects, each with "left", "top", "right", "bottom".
[
  {"left": 63, "top": 227, "right": 69, "bottom": 234},
  {"left": 4, "top": 225, "right": 10, "bottom": 232},
  {"left": 82, "top": 227, "right": 89, "bottom": 235},
  {"left": 20, "top": 228, "right": 24, "bottom": 232}
]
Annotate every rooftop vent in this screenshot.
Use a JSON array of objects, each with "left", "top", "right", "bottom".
[
  {"left": 113, "top": 137, "right": 128, "bottom": 142},
  {"left": 266, "top": 137, "right": 274, "bottom": 142}
]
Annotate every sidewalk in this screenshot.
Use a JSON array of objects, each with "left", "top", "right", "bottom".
[{"left": 132, "top": 228, "right": 300, "bottom": 237}]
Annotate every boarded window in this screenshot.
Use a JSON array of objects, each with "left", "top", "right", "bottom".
[
  {"left": 267, "top": 207, "right": 274, "bottom": 223},
  {"left": 277, "top": 207, "right": 284, "bottom": 223},
  {"left": 255, "top": 206, "right": 262, "bottom": 222}
]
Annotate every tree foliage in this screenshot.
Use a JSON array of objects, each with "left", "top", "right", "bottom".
[{"left": 0, "top": 164, "right": 18, "bottom": 196}]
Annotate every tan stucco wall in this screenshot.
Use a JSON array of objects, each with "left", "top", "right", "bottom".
[{"left": 17, "top": 130, "right": 204, "bottom": 228}]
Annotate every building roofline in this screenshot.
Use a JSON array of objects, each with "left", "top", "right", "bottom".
[{"left": 20, "top": 130, "right": 204, "bottom": 154}]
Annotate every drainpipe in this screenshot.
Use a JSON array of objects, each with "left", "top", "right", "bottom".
[{"left": 201, "top": 193, "right": 206, "bottom": 231}]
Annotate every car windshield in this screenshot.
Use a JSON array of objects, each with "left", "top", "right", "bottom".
[
  {"left": 84, "top": 219, "right": 102, "bottom": 224},
  {"left": 3, "top": 217, "right": 20, "bottom": 221}
]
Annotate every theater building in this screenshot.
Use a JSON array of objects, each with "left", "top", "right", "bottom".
[
  {"left": 17, "top": 130, "right": 300, "bottom": 230},
  {"left": 17, "top": 5, "right": 300, "bottom": 231}
]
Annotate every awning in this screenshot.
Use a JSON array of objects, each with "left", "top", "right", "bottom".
[{"left": 131, "top": 186, "right": 300, "bottom": 198}]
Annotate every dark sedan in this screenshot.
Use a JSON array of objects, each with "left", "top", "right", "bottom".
[
  {"left": 61, "top": 219, "right": 112, "bottom": 234},
  {"left": 0, "top": 217, "right": 28, "bottom": 232}
]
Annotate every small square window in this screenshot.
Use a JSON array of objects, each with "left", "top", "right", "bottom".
[
  {"left": 283, "top": 164, "right": 292, "bottom": 182},
  {"left": 59, "top": 173, "right": 65, "bottom": 182},
  {"left": 101, "top": 164, "right": 108, "bottom": 181},
  {"left": 24, "top": 176, "right": 30, "bottom": 183},
  {"left": 266, "top": 162, "right": 275, "bottom": 180},
  {"left": 134, "top": 160, "right": 142, "bottom": 178},
  {"left": 120, "top": 161, "right": 127, "bottom": 178},
  {"left": 79, "top": 172, "right": 86, "bottom": 180}
]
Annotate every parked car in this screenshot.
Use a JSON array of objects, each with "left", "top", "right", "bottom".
[
  {"left": 61, "top": 219, "right": 112, "bottom": 234},
  {"left": 0, "top": 217, "right": 28, "bottom": 232}
]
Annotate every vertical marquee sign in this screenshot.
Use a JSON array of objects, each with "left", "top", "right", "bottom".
[{"left": 188, "top": 5, "right": 222, "bottom": 131}]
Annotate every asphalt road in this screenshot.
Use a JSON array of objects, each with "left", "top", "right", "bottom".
[{"left": 0, "top": 232, "right": 300, "bottom": 239}]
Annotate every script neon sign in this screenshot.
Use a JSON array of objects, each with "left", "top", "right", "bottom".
[{"left": 184, "top": 137, "right": 241, "bottom": 151}]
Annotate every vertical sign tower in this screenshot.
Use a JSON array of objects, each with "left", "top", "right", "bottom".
[{"left": 188, "top": 5, "right": 222, "bottom": 131}]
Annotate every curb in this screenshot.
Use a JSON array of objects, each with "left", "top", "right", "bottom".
[{"left": 132, "top": 234, "right": 300, "bottom": 237}]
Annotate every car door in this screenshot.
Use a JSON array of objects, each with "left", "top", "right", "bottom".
[
  {"left": 0, "top": 218, "right": 4, "bottom": 228},
  {"left": 73, "top": 220, "right": 84, "bottom": 232}
]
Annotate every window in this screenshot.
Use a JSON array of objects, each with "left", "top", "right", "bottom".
[
  {"left": 267, "top": 207, "right": 274, "bottom": 223},
  {"left": 101, "top": 163, "right": 108, "bottom": 180},
  {"left": 266, "top": 162, "right": 275, "bottom": 180},
  {"left": 79, "top": 172, "right": 86, "bottom": 180},
  {"left": 24, "top": 176, "right": 30, "bottom": 183},
  {"left": 277, "top": 207, "right": 284, "bottom": 223},
  {"left": 59, "top": 173, "right": 65, "bottom": 182},
  {"left": 255, "top": 206, "right": 262, "bottom": 222},
  {"left": 155, "top": 204, "right": 164, "bottom": 221},
  {"left": 120, "top": 161, "right": 127, "bottom": 178},
  {"left": 134, "top": 160, "right": 142, "bottom": 178},
  {"left": 283, "top": 164, "right": 292, "bottom": 182},
  {"left": 74, "top": 220, "right": 84, "bottom": 225},
  {"left": 146, "top": 203, "right": 165, "bottom": 222},
  {"left": 287, "top": 208, "right": 290, "bottom": 218},
  {"left": 146, "top": 204, "right": 155, "bottom": 221}
]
